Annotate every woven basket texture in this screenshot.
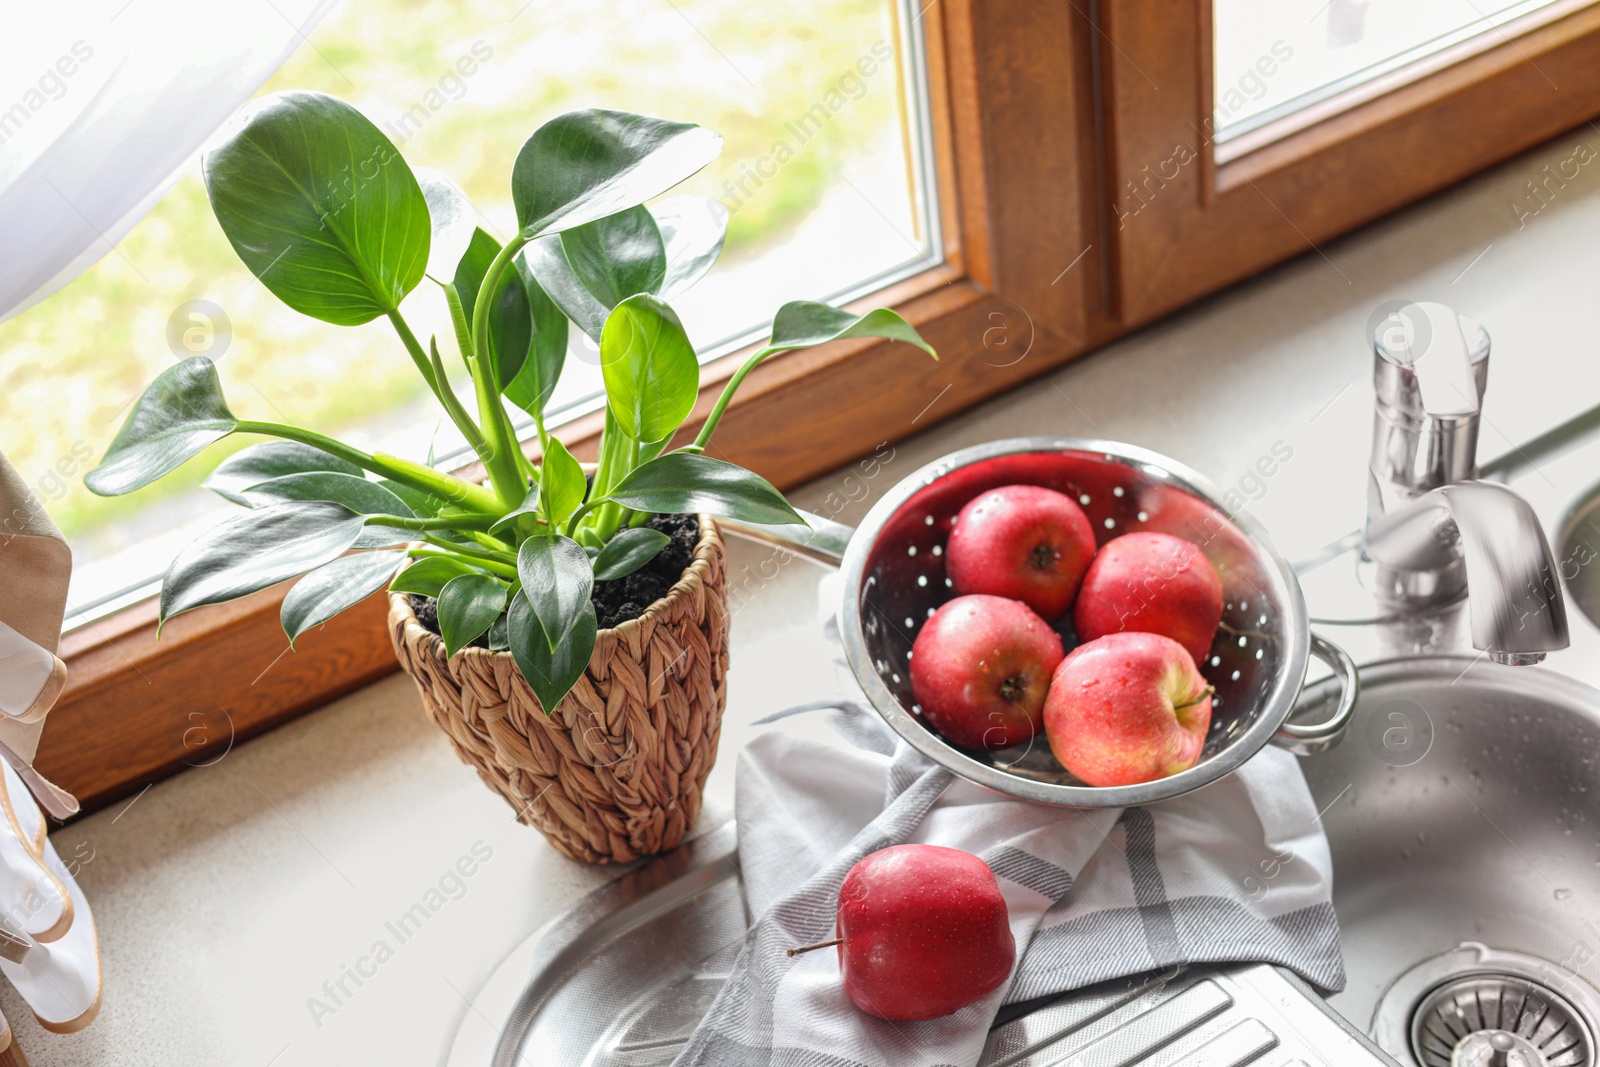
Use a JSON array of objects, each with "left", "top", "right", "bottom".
[{"left": 388, "top": 516, "right": 729, "bottom": 864}]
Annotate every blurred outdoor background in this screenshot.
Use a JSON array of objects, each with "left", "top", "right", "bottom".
[{"left": 0, "top": 0, "right": 934, "bottom": 619}]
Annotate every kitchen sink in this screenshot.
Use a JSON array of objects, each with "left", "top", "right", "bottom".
[
  {"left": 1299, "top": 656, "right": 1600, "bottom": 1067},
  {"left": 455, "top": 654, "right": 1600, "bottom": 1067}
]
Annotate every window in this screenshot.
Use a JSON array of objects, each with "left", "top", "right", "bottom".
[
  {"left": 1212, "top": 0, "right": 1574, "bottom": 145},
  {"left": 3, "top": 0, "right": 939, "bottom": 630},
  {"left": 1099, "top": 0, "right": 1600, "bottom": 323},
  {"left": 29, "top": 0, "right": 1600, "bottom": 811}
]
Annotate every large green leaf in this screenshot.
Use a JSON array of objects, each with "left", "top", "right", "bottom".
[
  {"left": 609, "top": 453, "right": 804, "bottom": 526},
  {"left": 159, "top": 501, "right": 367, "bottom": 625},
  {"left": 510, "top": 109, "right": 722, "bottom": 238},
  {"left": 85, "top": 357, "right": 238, "bottom": 496},
  {"left": 239, "top": 471, "right": 415, "bottom": 516},
  {"left": 453, "top": 228, "right": 533, "bottom": 386},
  {"left": 390, "top": 556, "right": 485, "bottom": 598},
  {"left": 416, "top": 167, "right": 477, "bottom": 283},
  {"left": 593, "top": 527, "right": 670, "bottom": 581},
  {"left": 281, "top": 550, "right": 405, "bottom": 643},
  {"left": 767, "top": 302, "right": 937, "bottom": 358},
  {"left": 508, "top": 591, "right": 596, "bottom": 714},
  {"left": 521, "top": 233, "right": 607, "bottom": 341},
  {"left": 654, "top": 196, "right": 728, "bottom": 297},
  {"left": 516, "top": 534, "right": 593, "bottom": 651},
  {"left": 560, "top": 205, "right": 666, "bottom": 309},
  {"left": 502, "top": 254, "right": 569, "bottom": 421},
  {"left": 522, "top": 197, "right": 724, "bottom": 341},
  {"left": 539, "top": 437, "right": 587, "bottom": 527},
  {"left": 600, "top": 294, "right": 698, "bottom": 443},
  {"left": 206, "top": 441, "right": 362, "bottom": 505},
  {"left": 203, "top": 90, "right": 429, "bottom": 326},
  {"left": 437, "top": 573, "right": 508, "bottom": 656}
]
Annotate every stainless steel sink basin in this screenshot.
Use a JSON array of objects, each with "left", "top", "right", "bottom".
[
  {"left": 1298, "top": 656, "right": 1600, "bottom": 1067},
  {"left": 1559, "top": 482, "right": 1600, "bottom": 634},
  {"left": 457, "top": 654, "right": 1600, "bottom": 1067}
]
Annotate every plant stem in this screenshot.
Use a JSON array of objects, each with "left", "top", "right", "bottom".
[
  {"left": 426, "top": 335, "right": 491, "bottom": 460},
  {"left": 564, "top": 496, "right": 606, "bottom": 538},
  {"left": 406, "top": 545, "right": 518, "bottom": 581},
  {"left": 364, "top": 514, "right": 496, "bottom": 536},
  {"left": 386, "top": 308, "right": 446, "bottom": 407},
  {"left": 442, "top": 283, "right": 476, "bottom": 373},
  {"left": 463, "top": 530, "right": 517, "bottom": 555},
  {"left": 468, "top": 234, "right": 534, "bottom": 509},
  {"left": 587, "top": 409, "right": 642, "bottom": 542},
  {"left": 690, "top": 344, "right": 776, "bottom": 451},
  {"left": 235, "top": 420, "right": 501, "bottom": 514},
  {"left": 588, "top": 435, "right": 636, "bottom": 537},
  {"left": 515, "top": 441, "right": 538, "bottom": 484},
  {"left": 421, "top": 533, "right": 518, "bottom": 568},
  {"left": 614, "top": 436, "right": 668, "bottom": 531}
]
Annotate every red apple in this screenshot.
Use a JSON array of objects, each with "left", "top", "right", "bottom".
[
  {"left": 795, "top": 844, "right": 1015, "bottom": 1021},
  {"left": 910, "top": 594, "right": 1064, "bottom": 749},
  {"left": 946, "top": 485, "right": 1096, "bottom": 620},
  {"left": 1043, "top": 631, "right": 1213, "bottom": 787},
  {"left": 1072, "top": 531, "right": 1223, "bottom": 663}
]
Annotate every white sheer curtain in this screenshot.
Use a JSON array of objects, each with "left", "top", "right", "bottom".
[{"left": 0, "top": 0, "right": 334, "bottom": 323}]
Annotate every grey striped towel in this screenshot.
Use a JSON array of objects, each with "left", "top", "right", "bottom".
[{"left": 672, "top": 700, "right": 1344, "bottom": 1067}]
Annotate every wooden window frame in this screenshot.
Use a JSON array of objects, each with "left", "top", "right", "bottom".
[
  {"left": 1100, "top": 0, "right": 1600, "bottom": 325},
  {"left": 43, "top": 0, "right": 1600, "bottom": 815}
]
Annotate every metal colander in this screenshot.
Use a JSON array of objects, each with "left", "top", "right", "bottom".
[{"left": 732, "top": 437, "right": 1357, "bottom": 808}]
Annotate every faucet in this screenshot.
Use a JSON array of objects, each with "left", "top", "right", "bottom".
[{"left": 1361, "top": 301, "right": 1569, "bottom": 665}]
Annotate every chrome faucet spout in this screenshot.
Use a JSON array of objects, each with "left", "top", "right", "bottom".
[
  {"left": 1364, "top": 481, "right": 1569, "bottom": 663},
  {"left": 1362, "top": 301, "right": 1569, "bottom": 664}
]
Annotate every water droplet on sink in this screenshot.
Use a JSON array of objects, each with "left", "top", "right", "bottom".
[
  {"left": 1555, "top": 887, "right": 1573, "bottom": 900},
  {"left": 1417, "top": 831, "right": 1428, "bottom": 844},
  {"left": 1401, "top": 849, "right": 1412, "bottom": 860}
]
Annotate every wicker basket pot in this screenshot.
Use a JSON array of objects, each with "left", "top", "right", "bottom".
[{"left": 387, "top": 516, "right": 729, "bottom": 864}]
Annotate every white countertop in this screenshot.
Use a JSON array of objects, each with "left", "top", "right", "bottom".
[{"left": 14, "top": 127, "right": 1600, "bottom": 1065}]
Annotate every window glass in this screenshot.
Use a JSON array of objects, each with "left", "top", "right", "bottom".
[
  {"left": 1212, "top": 0, "right": 1570, "bottom": 142},
  {"left": 0, "top": 0, "right": 939, "bottom": 625}
]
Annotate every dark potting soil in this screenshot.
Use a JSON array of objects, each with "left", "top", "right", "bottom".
[
  {"left": 591, "top": 512, "right": 700, "bottom": 629},
  {"left": 409, "top": 512, "right": 701, "bottom": 648}
]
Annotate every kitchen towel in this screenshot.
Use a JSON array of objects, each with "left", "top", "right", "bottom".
[
  {"left": 0, "top": 448, "right": 102, "bottom": 1044},
  {"left": 672, "top": 699, "right": 1344, "bottom": 1067}
]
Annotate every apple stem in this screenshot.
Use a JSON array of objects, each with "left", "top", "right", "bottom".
[
  {"left": 1174, "top": 685, "right": 1215, "bottom": 713},
  {"left": 786, "top": 937, "right": 844, "bottom": 958}
]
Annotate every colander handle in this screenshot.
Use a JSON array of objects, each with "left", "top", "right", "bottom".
[
  {"left": 716, "top": 510, "right": 854, "bottom": 565},
  {"left": 1273, "top": 632, "right": 1359, "bottom": 756}
]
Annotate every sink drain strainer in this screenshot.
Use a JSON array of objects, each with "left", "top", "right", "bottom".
[
  {"left": 1411, "top": 974, "right": 1592, "bottom": 1066},
  {"left": 1375, "top": 944, "right": 1600, "bottom": 1067}
]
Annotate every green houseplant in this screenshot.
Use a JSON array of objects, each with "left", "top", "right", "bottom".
[{"left": 84, "top": 91, "right": 934, "bottom": 862}]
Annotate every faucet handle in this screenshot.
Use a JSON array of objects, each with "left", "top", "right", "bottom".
[{"left": 1373, "top": 301, "right": 1489, "bottom": 421}]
